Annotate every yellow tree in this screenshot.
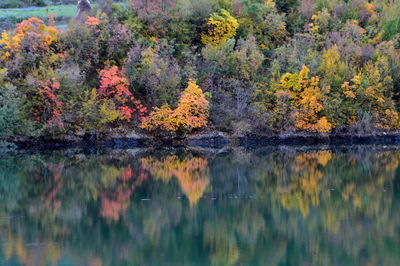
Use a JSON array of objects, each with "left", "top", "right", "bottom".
[
  {"left": 339, "top": 56, "right": 400, "bottom": 130},
  {"left": 274, "top": 65, "right": 332, "bottom": 133},
  {"left": 318, "top": 45, "right": 349, "bottom": 90},
  {"left": 201, "top": 9, "right": 239, "bottom": 45}
]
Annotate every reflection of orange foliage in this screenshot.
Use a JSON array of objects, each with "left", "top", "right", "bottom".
[
  {"left": 100, "top": 165, "right": 147, "bottom": 221},
  {"left": 120, "top": 165, "right": 133, "bottom": 181},
  {"left": 89, "top": 257, "right": 103, "bottom": 266},
  {"left": 100, "top": 187, "right": 132, "bottom": 221},
  {"left": 141, "top": 156, "right": 210, "bottom": 206},
  {"left": 40, "top": 163, "right": 65, "bottom": 212}
]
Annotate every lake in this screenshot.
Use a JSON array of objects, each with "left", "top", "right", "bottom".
[{"left": 1, "top": 146, "right": 400, "bottom": 265}]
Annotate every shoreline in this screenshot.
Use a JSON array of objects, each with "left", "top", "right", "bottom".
[{"left": 2, "top": 131, "right": 400, "bottom": 150}]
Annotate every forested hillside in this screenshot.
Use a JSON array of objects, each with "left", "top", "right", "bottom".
[{"left": 1, "top": 0, "right": 400, "bottom": 138}]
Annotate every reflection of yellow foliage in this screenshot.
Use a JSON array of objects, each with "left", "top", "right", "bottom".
[
  {"left": 353, "top": 195, "right": 362, "bottom": 209},
  {"left": 280, "top": 151, "right": 333, "bottom": 217},
  {"left": 322, "top": 207, "right": 341, "bottom": 234},
  {"left": 179, "top": 173, "right": 210, "bottom": 206},
  {"left": 141, "top": 156, "right": 210, "bottom": 206},
  {"left": 294, "top": 150, "right": 333, "bottom": 168},
  {"left": 100, "top": 165, "right": 124, "bottom": 187},
  {"left": 2, "top": 229, "right": 61, "bottom": 265},
  {"left": 342, "top": 183, "right": 355, "bottom": 201},
  {"left": 204, "top": 222, "right": 239, "bottom": 266}
]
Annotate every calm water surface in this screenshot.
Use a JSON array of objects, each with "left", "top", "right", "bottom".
[{"left": 1, "top": 146, "right": 400, "bottom": 265}]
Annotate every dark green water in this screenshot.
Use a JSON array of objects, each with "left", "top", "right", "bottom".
[{"left": 1, "top": 146, "right": 400, "bottom": 265}]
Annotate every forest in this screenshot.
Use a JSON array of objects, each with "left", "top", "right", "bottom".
[{"left": 1, "top": 0, "right": 400, "bottom": 139}]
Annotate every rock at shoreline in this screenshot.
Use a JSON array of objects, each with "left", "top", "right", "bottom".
[{"left": 187, "top": 132, "right": 230, "bottom": 148}]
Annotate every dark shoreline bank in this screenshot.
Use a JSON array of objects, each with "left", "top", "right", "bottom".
[{"left": 2, "top": 131, "right": 400, "bottom": 150}]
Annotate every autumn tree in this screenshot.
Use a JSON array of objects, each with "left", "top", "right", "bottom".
[
  {"left": 32, "top": 78, "right": 64, "bottom": 129},
  {"left": 272, "top": 65, "right": 332, "bottom": 133},
  {"left": 0, "top": 17, "right": 58, "bottom": 61},
  {"left": 96, "top": 66, "right": 146, "bottom": 123},
  {"left": 355, "top": 57, "right": 399, "bottom": 130},
  {"left": 318, "top": 45, "right": 350, "bottom": 91},
  {"left": 141, "top": 79, "right": 209, "bottom": 134},
  {"left": 201, "top": 9, "right": 239, "bottom": 45}
]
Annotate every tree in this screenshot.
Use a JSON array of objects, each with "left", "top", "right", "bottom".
[
  {"left": 318, "top": 45, "right": 350, "bottom": 91},
  {"left": 272, "top": 65, "right": 332, "bottom": 133},
  {"left": 97, "top": 66, "right": 146, "bottom": 123},
  {"left": 201, "top": 9, "right": 239, "bottom": 45},
  {"left": 0, "top": 17, "right": 58, "bottom": 61},
  {"left": 131, "top": 0, "right": 177, "bottom": 34},
  {"left": 32, "top": 78, "right": 64, "bottom": 129},
  {"left": 240, "top": 0, "right": 287, "bottom": 50},
  {"left": 141, "top": 79, "right": 209, "bottom": 134},
  {"left": 125, "top": 41, "right": 182, "bottom": 107},
  {"left": 0, "top": 69, "right": 28, "bottom": 136},
  {"left": 201, "top": 36, "right": 263, "bottom": 129}
]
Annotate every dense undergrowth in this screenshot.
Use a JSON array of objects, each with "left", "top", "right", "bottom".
[{"left": 1, "top": 0, "right": 400, "bottom": 139}]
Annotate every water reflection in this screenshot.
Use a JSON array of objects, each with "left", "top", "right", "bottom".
[{"left": 1, "top": 147, "right": 400, "bottom": 265}]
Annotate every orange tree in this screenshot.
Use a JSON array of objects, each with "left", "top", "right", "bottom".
[
  {"left": 0, "top": 17, "right": 58, "bottom": 61},
  {"left": 141, "top": 79, "right": 209, "bottom": 135}
]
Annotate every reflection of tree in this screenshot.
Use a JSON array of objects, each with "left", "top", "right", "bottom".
[
  {"left": 279, "top": 150, "right": 332, "bottom": 217},
  {"left": 204, "top": 220, "right": 239, "bottom": 265},
  {"left": 141, "top": 156, "right": 210, "bottom": 206},
  {"left": 1, "top": 148, "right": 400, "bottom": 265},
  {"left": 2, "top": 229, "right": 60, "bottom": 266},
  {"left": 100, "top": 165, "right": 148, "bottom": 221},
  {"left": 41, "top": 163, "right": 64, "bottom": 212}
]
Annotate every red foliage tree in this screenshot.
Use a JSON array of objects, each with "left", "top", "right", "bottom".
[
  {"left": 35, "top": 78, "right": 64, "bottom": 127},
  {"left": 97, "top": 66, "right": 147, "bottom": 122}
]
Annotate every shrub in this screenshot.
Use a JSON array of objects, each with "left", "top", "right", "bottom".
[
  {"left": 82, "top": 89, "right": 122, "bottom": 130},
  {"left": 0, "top": 69, "right": 28, "bottom": 136}
]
